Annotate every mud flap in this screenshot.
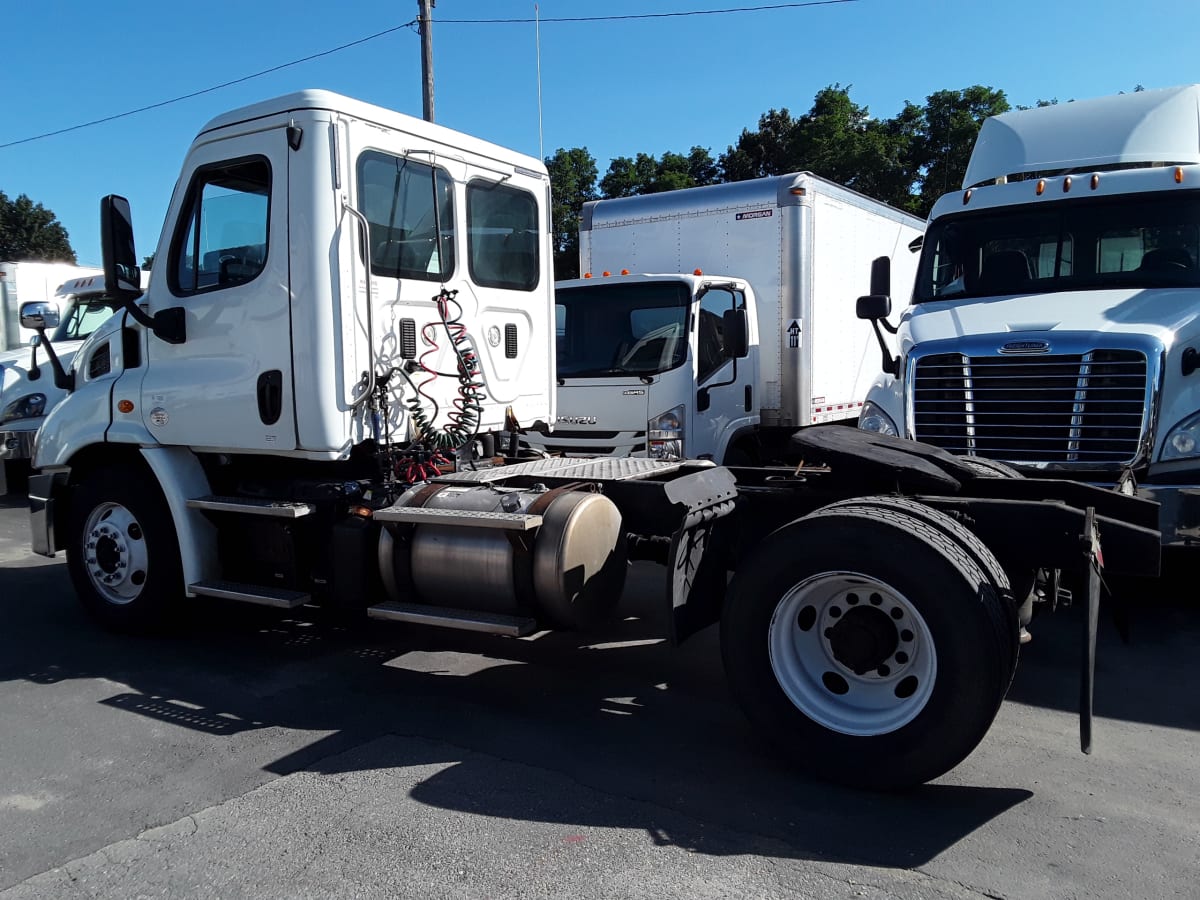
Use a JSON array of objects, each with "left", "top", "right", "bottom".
[{"left": 1080, "top": 506, "right": 1101, "bottom": 754}]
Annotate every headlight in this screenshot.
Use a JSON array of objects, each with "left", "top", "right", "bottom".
[
  {"left": 1162, "top": 411, "right": 1200, "bottom": 461},
  {"left": 0, "top": 392, "right": 47, "bottom": 423},
  {"left": 858, "top": 400, "right": 898, "bottom": 436},
  {"left": 648, "top": 405, "right": 685, "bottom": 460}
]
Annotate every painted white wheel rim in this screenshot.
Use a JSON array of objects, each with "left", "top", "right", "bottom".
[
  {"left": 82, "top": 502, "right": 149, "bottom": 606},
  {"left": 768, "top": 571, "right": 937, "bottom": 736}
]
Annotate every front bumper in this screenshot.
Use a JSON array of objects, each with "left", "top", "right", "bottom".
[{"left": 0, "top": 425, "right": 37, "bottom": 461}]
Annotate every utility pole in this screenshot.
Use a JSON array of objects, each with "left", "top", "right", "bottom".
[{"left": 417, "top": 0, "right": 435, "bottom": 122}]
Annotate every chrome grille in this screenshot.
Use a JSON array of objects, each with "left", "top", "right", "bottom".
[{"left": 912, "top": 350, "right": 1148, "bottom": 464}]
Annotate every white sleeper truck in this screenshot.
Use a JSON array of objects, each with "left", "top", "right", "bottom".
[
  {"left": 24, "top": 91, "right": 1160, "bottom": 789},
  {"left": 0, "top": 261, "right": 103, "bottom": 351},
  {"left": 522, "top": 175, "right": 922, "bottom": 464},
  {"left": 856, "top": 84, "right": 1200, "bottom": 552}
]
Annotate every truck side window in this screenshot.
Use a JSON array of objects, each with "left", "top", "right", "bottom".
[
  {"left": 697, "top": 287, "right": 738, "bottom": 383},
  {"left": 170, "top": 158, "right": 270, "bottom": 295},
  {"left": 358, "top": 151, "right": 455, "bottom": 281},
  {"left": 467, "top": 180, "right": 539, "bottom": 291}
]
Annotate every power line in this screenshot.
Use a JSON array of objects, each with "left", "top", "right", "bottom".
[
  {"left": 436, "top": 1, "right": 858, "bottom": 25},
  {"left": 0, "top": 21, "right": 418, "bottom": 150},
  {"left": 0, "top": 2, "right": 861, "bottom": 151}
]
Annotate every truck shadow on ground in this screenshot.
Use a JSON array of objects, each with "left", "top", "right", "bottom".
[{"left": 18, "top": 555, "right": 1196, "bottom": 868}]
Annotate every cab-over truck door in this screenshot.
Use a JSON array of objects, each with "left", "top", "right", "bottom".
[{"left": 138, "top": 126, "right": 295, "bottom": 452}]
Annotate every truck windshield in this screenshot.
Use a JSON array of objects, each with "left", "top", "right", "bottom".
[
  {"left": 52, "top": 297, "right": 116, "bottom": 342},
  {"left": 915, "top": 190, "right": 1200, "bottom": 303},
  {"left": 556, "top": 282, "right": 689, "bottom": 378}
]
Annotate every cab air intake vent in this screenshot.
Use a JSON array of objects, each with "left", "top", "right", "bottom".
[{"left": 88, "top": 343, "right": 111, "bottom": 379}]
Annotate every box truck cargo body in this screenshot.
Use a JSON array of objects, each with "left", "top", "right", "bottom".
[{"left": 524, "top": 174, "right": 922, "bottom": 463}]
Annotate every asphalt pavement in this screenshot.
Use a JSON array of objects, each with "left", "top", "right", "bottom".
[{"left": 1, "top": 493, "right": 1197, "bottom": 899}]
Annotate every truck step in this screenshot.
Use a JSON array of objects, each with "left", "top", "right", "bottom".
[
  {"left": 188, "top": 580, "right": 310, "bottom": 609},
  {"left": 366, "top": 601, "right": 537, "bottom": 636},
  {"left": 187, "top": 495, "right": 315, "bottom": 518},
  {"left": 373, "top": 505, "right": 542, "bottom": 531}
]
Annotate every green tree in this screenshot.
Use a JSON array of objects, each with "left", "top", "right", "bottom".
[
  {"left": 545, "top": 147, "right": 598, "bottom": 280},
  {"left": 719, "top": 107, "right": 801, "bottom": 181},
  {"left": 142, "top": 253, "right": 155, "bottom": 270},
  {"left": 0, "top": 191, "right": 76, "bottom": 262},
  {"left": 600, "top": 147, "right": 721, "bottom": 199},
  {"left": 905, "top": 86, "right": 1010, "bottom": 214}
]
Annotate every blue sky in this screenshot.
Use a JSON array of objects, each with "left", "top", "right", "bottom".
[{"left": 2, "top": 0, "right": 1196, "bottom": 267}]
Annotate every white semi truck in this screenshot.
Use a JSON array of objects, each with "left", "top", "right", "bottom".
[
  {"left": 0, "top": 273, "right": 121, "bottom": 494},
  {"left": 856, "top": 84, "right": 1200, "bottom": 550},
  {"left": 0, "top": 261, "right": 103, "bottom": 351},
  {"left": 521, "top": 175, "right": 922, "bottom": 464},
  {"left": 23, "top": 90, "right": 1160, "bottom": 789}
]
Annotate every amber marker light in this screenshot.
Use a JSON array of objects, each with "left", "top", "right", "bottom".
[
  {"left": 1091, "top": 174, "right": 1101, "bottom": 190},
  {"left": 963, "top": 189, "right": 973, "bottom": 205},
  {"left": 1036, "top": 180, "right": 1046, "bottom": 196},
  {"left": 621, "top": 269, "right": 630, "bottom": 275},
  {"left": 602, "top": 271, "right": 611, "bottom": 277},
  {"left": 583, "top": 272, "right": 592, "bottom": 278},
  {"left": 693, "top": 268, "right": 703, "bottom": 276},
  {"left": 1176, "top": 167, "right": 1185, "bottom": 184},
  {"left": 1063, "top": 176, "right": 1073, "bottom": 192},
  {"left": 117, "top": 400, "right": 135, "bottom": 414}
]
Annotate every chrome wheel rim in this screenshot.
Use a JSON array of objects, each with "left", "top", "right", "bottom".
[
  {"left": 768, "top": 571, "right": 936, "bottom": 736},
  {"left": 82, "top": 502, "right": 149, "bottom": 605}
]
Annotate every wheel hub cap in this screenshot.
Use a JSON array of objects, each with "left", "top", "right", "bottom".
[{"left": 82, "top": 503, "right": 149, "bottom": 605}]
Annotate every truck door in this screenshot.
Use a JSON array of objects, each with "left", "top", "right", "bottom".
[
  {"left": 139, "top": 134, "right": 295, "bottom": 451},
  {"left": 694, "top": 284, "right": 757, "bottom": 461}
]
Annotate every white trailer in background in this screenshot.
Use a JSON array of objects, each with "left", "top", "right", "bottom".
[{"left": 525, "top": 174, "right": 922, "bottom": 464}]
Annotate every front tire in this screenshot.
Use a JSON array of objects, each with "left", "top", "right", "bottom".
[
  {"left": 721, "top": 503, "right": 1016, "bottom": 790},
  {"left": 66, "top": 465, "right": 183, "bottom": 631}
]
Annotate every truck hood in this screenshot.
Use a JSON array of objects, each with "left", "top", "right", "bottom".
[
  {"left": 0, "top": 340, "right": 86, "bottom": 403},
  {"left": 903, "top": 288, "right": 1200, "bottom": 350}
]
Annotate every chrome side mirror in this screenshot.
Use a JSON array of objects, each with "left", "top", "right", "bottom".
[{"left": 20, "top": 301, "right": 60, "bottom": 331}]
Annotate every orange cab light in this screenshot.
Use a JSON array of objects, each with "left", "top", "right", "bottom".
[
  {"left": 583, "top": 272, "right": 592, "bottom": 278},
  {"left": 1176, "top": 167, "right": 1185, "bottom": 184},
  {"left": 1036, "top": 180, "right": 1046, "bottom": 196},
  {"left": 1063, "top": 176, "right": 1072, "bottom": 192},
  {"left": 621, "top": 269, "right": 630, "bottom": 275},
  {"left": 963, "top": 189, "right": 973, "bottom": 205},
  {"left": 693, "top": 268, "right": 703, "bottom": 276},
  {"left": 602, "top": 271, "right": 611, "bottom": 277},
  {"left": 117, "top": 399, "right": 135, "bottom": 414},
  {"left": 1091, "top": 174, "right": 1101, "bottom": 190}
]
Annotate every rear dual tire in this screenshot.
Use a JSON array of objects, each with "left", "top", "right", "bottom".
[{"left": 721, "top": 499, "right": 1018, "bottom": 790}]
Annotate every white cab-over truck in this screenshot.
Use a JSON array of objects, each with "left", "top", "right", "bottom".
[
  {"left": 0, "top": 273, "right": 118, "bottom": 494},
  {"left": 24, "top": 90, "right": 1160, "bottom": 789},
  {"left": 857, "top": 85, "right": 1200, "bottom": 551},
  {"left": 521, "top": 175, "right": 922, "bottom": 464}
]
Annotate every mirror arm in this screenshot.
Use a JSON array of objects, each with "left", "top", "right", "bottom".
[
  {"left": 27, "top": 342, "right": 41, "bottom": 382},
  {"left": 35, "top": 329, "right": 74, "bottom": 392},
  {"left": 869, "top": 319, "right": 899, "bottom": 378},
  {"left": 878, "top": 315, "right": 898, "bottom": 335},
  {"left": 118, "top": 295, "right": 185, "bottom": 345}
]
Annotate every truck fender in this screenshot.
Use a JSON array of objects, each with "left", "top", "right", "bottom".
[
  {"left": 138, "top": 446, "right": 219, "bottom": 593},
  {"left": 716, "top": 424, "right": 760, "bottom": 466}
]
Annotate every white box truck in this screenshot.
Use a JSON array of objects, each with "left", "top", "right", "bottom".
[
  {"left": 0, "top": 261, "right": 102, "bottom": 351},
  {"left": 21, "top": 90, "right": 1159, "bottom": 789},
  {"left": 521, "top": 174, "right": 923, "bottom": 464},
  {"left": 856, "top": 84, "right": 1200, "bottom": 550}
]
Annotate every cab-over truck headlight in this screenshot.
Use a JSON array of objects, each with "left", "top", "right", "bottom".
[
  {"left": 648, "top": 405, "right": 685, "bottom": 460},
  {"left": 858, "top": 400, "right": 898, "bottom": 436},
  {"left": 0, "top": 392, "right": 47, "bottom": 424},
  {"left": 1162, "top": 410, "right": 1200, "bottom": 461}
]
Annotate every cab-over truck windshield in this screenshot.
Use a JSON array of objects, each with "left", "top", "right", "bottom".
[
  {"left": 556, "top": 282, "right": 689, "bottom": 378},
  {"left": 916, "top": 191, "right": 1200, "bottom": 302}
]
